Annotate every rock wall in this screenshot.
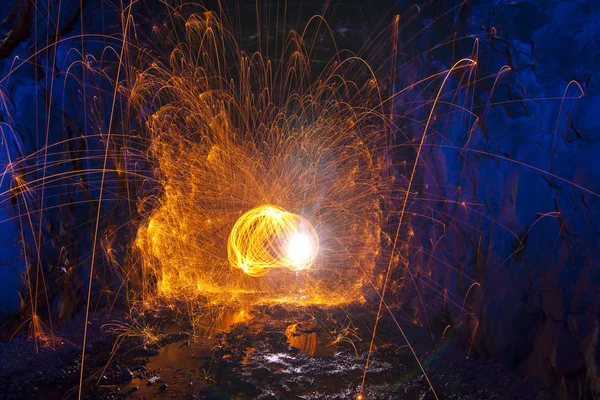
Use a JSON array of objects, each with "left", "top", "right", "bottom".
[
  {"left": 0, "top": 0, "right": 130, "bottom": 328},
  {"left": 393, "top": 1, "right": 600, "bottom": 399}
]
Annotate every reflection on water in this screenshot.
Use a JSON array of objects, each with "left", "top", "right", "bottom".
[
  {"left": 121, "top": 307, "right": 251, "bottom": 398},
  {"left": 122, "top": 340, "right": 214, "bottom": 398},
  {"left": 285, "top": 323, "right": 334, "bottom": 356},
  {"left": 197, "top": 307, "right": 252, "bottom": 337}
]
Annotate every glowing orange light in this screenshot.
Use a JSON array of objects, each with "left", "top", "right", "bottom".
[
  {"left": 131, "top": 7, "right": 387, "bottom": 306},
  {"left": 228, "top": 205, "right": 319, "bottom": 277}
]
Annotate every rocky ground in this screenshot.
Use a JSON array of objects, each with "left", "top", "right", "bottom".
[{"left": 0, "top": 302, "right": 548, "bottom": 400}]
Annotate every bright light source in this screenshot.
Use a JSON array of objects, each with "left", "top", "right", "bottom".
[
  {"left": 228, "top": 205, "right": 319, "bottom": 276},
  {"left": 287, "top": 233, "right": 314, "bottom": 268}
]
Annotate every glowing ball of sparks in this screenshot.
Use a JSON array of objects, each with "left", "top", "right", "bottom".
[{"left": 228, "top": 205, "right": 319, "bottom": 277}]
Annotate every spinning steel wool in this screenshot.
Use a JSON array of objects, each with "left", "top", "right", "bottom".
[{"left": 132, "top": 9, "right": 388, "bottom": 305}]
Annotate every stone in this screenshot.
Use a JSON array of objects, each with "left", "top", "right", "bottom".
[
  {"left": 251, "top": 366, "right": 271, "bottom": 380},
  {"left": 542, "top": 291, "right": 564, "bottom": 322},
  {"left": 535, "top": 391, "right": 554, "bottom": 400},
  {"left": 567, "top": 314, "right": 595, "bottom": 340},
  {"left": 121, "top": 368, "right": 134, "bottom": 382},
  {"left": 517, "top": 320, "right": 561, "bottom": 388},
  {"left": 581, "top": 321, "right": 600, "bottom": 397},
  {"left": 551, "top": 329, "right": 584, "bottom": 375},
  {"left": 518, "top": 375, "right": 546, "bottom": 398}
]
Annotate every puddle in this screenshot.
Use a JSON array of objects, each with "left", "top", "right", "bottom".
[
  {"left": 113, "top": 308, "right": 423, "bottom": 399},
  {"left": 197, "top": 307, "right": 252, "bottom": 338},
  {"left": 119, "top": 307, "right": 251, "bottom": 398},
  {"left": 285, "top": 323, "right": 335, "bottom": 356},
  {"left": 122, "top": 338, "right": 215, "bottom": 398}
]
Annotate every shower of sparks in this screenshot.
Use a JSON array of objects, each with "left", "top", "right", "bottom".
[{"left": 131, "top": 8, "right": 389, "bottom": 306}]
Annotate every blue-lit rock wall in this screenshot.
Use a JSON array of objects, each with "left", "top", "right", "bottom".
[
  {"left": 394, "top": 1, "right": 599, "bottom": 398},
  {"left": 0, "top": 0, "right": 129, "bottom": 326}
]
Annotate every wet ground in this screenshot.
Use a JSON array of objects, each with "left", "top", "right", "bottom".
[{"left": 0, "top": 303, "right": 545, "bottom": 400}]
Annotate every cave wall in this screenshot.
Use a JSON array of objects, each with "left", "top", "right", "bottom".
[
  {"left": 0, "top": 0, "right": 130, "bottom": 326},
  {"left": 395, "top": 0, "right": 600, "bottom": 398}
]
